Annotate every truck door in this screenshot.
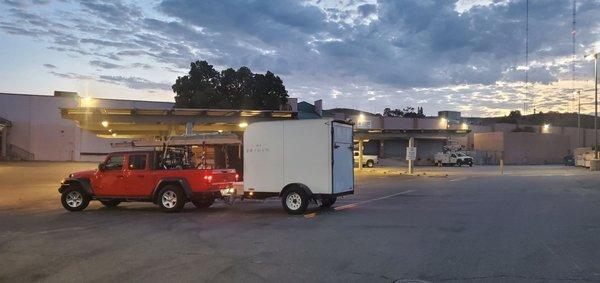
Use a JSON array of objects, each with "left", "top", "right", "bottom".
[
  {"left": 332, "top": 122, "right": 354, "bottom": 194},
  {"left": 124, "top": 153, "right": 154, "bottom": 196},
  {"left": 94, "top": 154, "right": 127, "bottom": 196}
]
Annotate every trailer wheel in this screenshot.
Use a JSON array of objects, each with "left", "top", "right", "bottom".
[
  {"left": 320, "top": 196, "right": 337, "bottom": 208},
  {"left": 282, "top": 187, "right": 309, "bottom": 215}
]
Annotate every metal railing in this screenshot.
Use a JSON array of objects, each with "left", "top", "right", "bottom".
[{"left": 7, "top": 143, "right": 34, "bottom": 160}]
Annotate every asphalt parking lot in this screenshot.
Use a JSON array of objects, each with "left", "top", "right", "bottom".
[{"left": 1, "top": 162, "right": 600, "bottom": 282}]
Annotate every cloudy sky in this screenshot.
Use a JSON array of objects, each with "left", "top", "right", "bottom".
[{"left": 0, "top": 0, "right": 599, "bottom": 116}]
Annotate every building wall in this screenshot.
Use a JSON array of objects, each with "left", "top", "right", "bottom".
[
  {"left": 382, "top": 117, "right": 414, "bottom": 129},
  {"left": 0, "top": 93, "right": 173, "bottom": 161},
  {"left": 503, "top": 132, "right": 570, "bottom": 165},
  {"left": 474, "top": 132, "right": 570, "bottom": 165}
]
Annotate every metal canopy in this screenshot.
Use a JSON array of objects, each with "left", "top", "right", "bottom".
[
  {"left": 354, "top": 129, "right": 470, "bottom": 140},
  {"left": 60, "top": 107, "right": 296, "bottom": 137}
]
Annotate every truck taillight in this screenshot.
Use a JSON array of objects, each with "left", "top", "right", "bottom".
[
  {"left": 235, "top": 174, "right": 239, "bottom": 181},
  {"left": 203, "top": 175, "right": 213, "bottom": 182}
]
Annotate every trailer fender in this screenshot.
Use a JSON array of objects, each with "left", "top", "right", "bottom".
[
  {"left": 59, "top": 178, "right": 93, "bottom": 196},
  {"left": 280, "top": 183, "right": 313, "bottom": 198},
  {"left": 153, "top": 178, "right": 193, "bottom": 201}
]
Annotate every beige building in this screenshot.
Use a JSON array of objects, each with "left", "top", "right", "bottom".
[
  {"left": 474, "top": 132, "right": 571, "bottom": 165},
  {"left": 0, "top": 92, "right": 173, "bottom": 161}
]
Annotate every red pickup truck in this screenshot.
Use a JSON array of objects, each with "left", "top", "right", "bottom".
[{"left": 58, "top": 150, "right": 238, "bottom": 212}]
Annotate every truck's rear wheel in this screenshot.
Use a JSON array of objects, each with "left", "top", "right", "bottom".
[
  {"left": 366, "top": 160, "right": 374, "bottom": 168},
  {"left": 282, "top": 187, "right": 309, "bottom": 215},
  {"left": 158, "top": 185, "right": 186, "bottom": 212},
  {"left": 61, "top": 189, "right": 90, "bottom": 212},
  {"left": 320, "top": 195, "right": 337, "bottom": 208},
  {"left": 192, "top": 197, "right": 214, "bottom": 209},
  {"left": 457, "top": 160, "right": 463, "bottom": 167},
  {"left": 100, "top": 200, "right": 121, "bottom": 207}
]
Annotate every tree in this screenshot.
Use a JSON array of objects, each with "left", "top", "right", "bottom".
[
  {"left": 383, "top": 106, "right": 425, "bottom": 118},
  {"left": 173, "top": 60, "right": 289, "bottom": 110}
]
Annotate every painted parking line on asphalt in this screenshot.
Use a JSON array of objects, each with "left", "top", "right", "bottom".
[{"left": 334, "top": 189, "right": 417, "bottom": 211}]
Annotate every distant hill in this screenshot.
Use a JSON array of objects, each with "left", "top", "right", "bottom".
[{"left": 467, "top": 112, "right": 597, "bottom": 129}]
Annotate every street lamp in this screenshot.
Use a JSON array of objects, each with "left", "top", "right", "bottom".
[{"left": 586, "top": 52, "right": 599, "bottom": 158}]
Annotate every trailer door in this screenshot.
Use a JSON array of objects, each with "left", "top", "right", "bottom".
[{"left": 332, "top": 122, "right": 354, "bottom": 194}]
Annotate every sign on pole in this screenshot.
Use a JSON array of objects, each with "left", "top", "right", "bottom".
[{"left": 406, "top": 147, "right": 417, "bottom": 161}]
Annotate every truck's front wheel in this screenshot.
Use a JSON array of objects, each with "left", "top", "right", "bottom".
[
  {"left": 366, "top": 160, "right": 374, "bottom": 168},
  {"left": 158, "top": 185, "right": 186, "bottom": 212},
  {"left": 282, "top": 187, "right": 309, "bottom": 215},
  {"left": 61, "top": 189, "right": 90, "bottom": 212}
]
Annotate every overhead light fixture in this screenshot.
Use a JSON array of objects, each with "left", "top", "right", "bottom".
[
  {"left": 108, "top": 129, "right": 112, "bottom": 133},
  {"left": 80, "top": 96, "right": 94, "bottom": 107},
  {"left": 218, "top": 130, "right": 223, "bottom": 133},
  {"left": 101, "top": 121, "right": 109, "bottom": 128},
  {"left": 238, "top": 122, "right": 248, "bottom": 128},
  {"left": 112, "top": 133, "right": 117, "bottom": 137}
]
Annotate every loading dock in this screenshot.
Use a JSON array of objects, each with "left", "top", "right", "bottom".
[{"left": 354, "top": 129, "right": 470, "bottom": 172}]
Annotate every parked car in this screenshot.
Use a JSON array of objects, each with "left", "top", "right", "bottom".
[
  {"left": 434, "top": 152, "right": 473, "bottom": 167},
  {"left": 353, "top": 151, "right": 379, "bottom": 168},
  {"left": 58, "top": 150, "right": 238, "bottom": 212}
]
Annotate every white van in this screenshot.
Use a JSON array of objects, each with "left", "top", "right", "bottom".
[{"left": 243, "top": 118, "right": 354, "bottom": 214}]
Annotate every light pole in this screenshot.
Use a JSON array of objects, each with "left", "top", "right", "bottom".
[{"left": 586, "top": 53, "right": 599, "bottom": 158}]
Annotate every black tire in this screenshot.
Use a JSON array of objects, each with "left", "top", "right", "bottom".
[
  {"left": 457, "top": 161, "right": 462, "bottom": 167},
  {"left": 366, "top": 160, "right": 374, "bottom": 168},
  {"left": 157, "top": 185, "right": 186, "bottom": 212},
  {"left": 192, "top": 197, "right": 214, "bottom": 209},
  {"left": 320, "top": 195, "right": 337, "bottom": 208},
  {"left": 469, "top": 163, "right": 473, "bottom": 167},
  {"left": 282, "top": 186, "right": 310, "bottom": 215},
  {"left": 100, "top": 200, "right": 121, "bottom": 207},
  {"left": 61, "top": 189, "right": 90, "bottom": 212}
]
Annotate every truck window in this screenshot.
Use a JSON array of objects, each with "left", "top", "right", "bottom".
[
  {"left": 128, "top": 154, "right": 147, "bottom": 170},
  {"left": 104, "top": 155, "right": 124, "bottom": 171},
  {"left": 451, "top": 154, "right": 457, "bottom": 158}
]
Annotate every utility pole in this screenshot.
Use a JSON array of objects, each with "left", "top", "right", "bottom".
[
  {"left": 524, "top": 0, "right": 529, "bottom": 114},
  {"left": 586, "top": 53, "right": 600, "bottom": 159},
  {"left": 578, "top": 91, "right": 581, "bottom": 147}
]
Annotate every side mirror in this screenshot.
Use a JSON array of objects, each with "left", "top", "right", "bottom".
[{"left": 98, "top": 163, "right": 106, "bottom": 171}]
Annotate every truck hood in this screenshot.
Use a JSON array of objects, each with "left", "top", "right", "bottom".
[{"left": 69, "top": 169, "right": 96, "bottom": 179}]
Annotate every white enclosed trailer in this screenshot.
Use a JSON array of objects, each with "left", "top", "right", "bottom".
[{"left": 243, "top": 118, "right": 354, "bottom": 214}]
